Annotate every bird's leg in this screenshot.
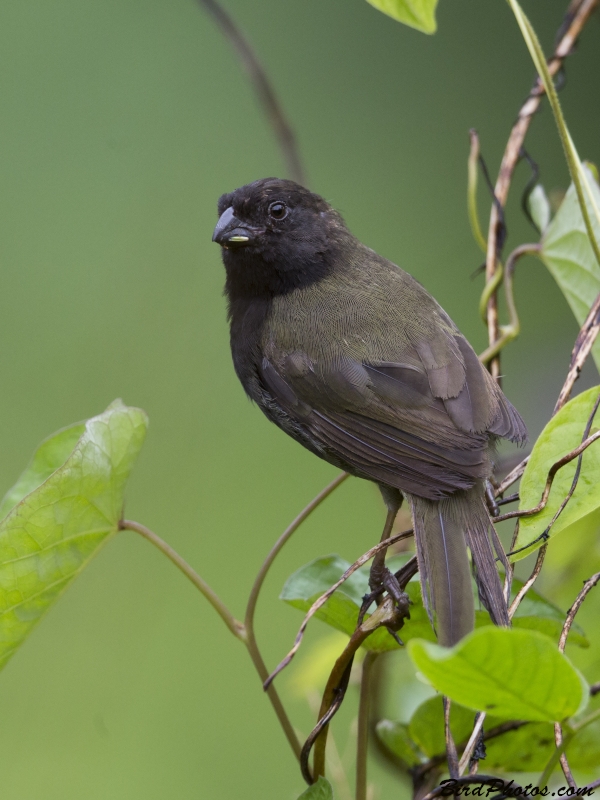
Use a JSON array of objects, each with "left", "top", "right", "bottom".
[
  {"left": 485, "top": 479, "right": 500, "bottom": 517},
  {"left": 367, "top": 488, "right": 407, "bottom": 607}
]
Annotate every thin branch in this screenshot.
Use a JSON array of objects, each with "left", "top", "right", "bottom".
[
  {"left": 356, "top": 653, "right": 378, "bottom": 800},
  {"left": 509, "top": 545, "right": 547, "bottom": 618},
  {"left": 560, "top": 572, "right": 600, "bottom": 651},
  {"left": 306, "top": 595, "right": 409, "bottom": 782},
  {"left": 555, "top": 290, "right": 600, "bottom": 413},
  {"left": 494, "top": 456, "right": 529, "bottom": 497},
  {"left": 495, "top": 429, "right": 600, "bottom": 526},
  {"left": 264, "top": 528, "right": 414, "bottom": 689},
  {"left": 243, "top": 473, "right": 348, "bottom": 763},
  {"left": 554, "top": 721, "right": 577, "bottom": 790},
  {"left": 457, "top": 714, "right": 486, "bottom": 776},
  {"left": 444, "top": 698, "right": 460, "bottom": 779},
  {"left": 196, "top": 0, "right": 306, "bottom": 184},
  {"left": 483, "top": 0, "right": 597, "bottom": 379},
  {"left": 502, "top": 392, "right": 600, "bottom": 562},
  {"left": 245, "top": 472, "right": 348, "bottom": 640},
  {"left": 120, "top": 519, "right": 245, "bottom": 640}
]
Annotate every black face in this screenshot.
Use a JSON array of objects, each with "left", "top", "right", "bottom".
[{"left": 213, "top": 178, "right": 349, "bottom": 297}]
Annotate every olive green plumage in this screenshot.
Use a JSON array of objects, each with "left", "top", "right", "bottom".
[{"left": 214, "top": 177, "right": 527, "bottom": 646}]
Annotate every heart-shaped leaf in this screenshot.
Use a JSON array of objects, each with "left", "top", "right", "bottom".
[{"left": 0, "top": 400, "right": 148, "bottom": 670}]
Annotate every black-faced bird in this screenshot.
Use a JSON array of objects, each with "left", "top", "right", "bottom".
[{"left": 212, "top": 178, "right": 526, "bottom": 647}]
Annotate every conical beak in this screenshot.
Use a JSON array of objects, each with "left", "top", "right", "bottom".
[{"left": 212, "top": 206, "right": 261, "bottom": 249}]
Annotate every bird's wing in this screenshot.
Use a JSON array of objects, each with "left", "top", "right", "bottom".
[{"left": 259, "top": 327, "right": 525, "bottom": 500}]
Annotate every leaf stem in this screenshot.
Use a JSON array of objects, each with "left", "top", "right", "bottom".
[
  {"left": 120, "top": 519, "right": 246, "bottom": 641},
  {"left": 121, "top": 518, "right": 304, "bottom": 762}
]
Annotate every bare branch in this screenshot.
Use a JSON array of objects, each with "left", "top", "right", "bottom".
[
  {"left": 444, "top": 697, "right": 460, "bottom": 779},
  {"left": 495, "top": 429, "right": 600, "bottom": 525},
  {"left": 197, "top": 0, "right": 306, "bottom": 184},
  {"left": 555, "top": 291, "right": 600, "bottom": 413}
]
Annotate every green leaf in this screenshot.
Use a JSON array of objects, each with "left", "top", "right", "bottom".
[
  {"left": 296, "top": 776, "right": 334, "bottom": 799},
  {"left": 281, "top": 554, "right": 436, "bottom": 651},
  {"left": 528, "top": 184, "right": 551, "bottom": 233},
  {"left": 0, "top": 422, "right": 86, "bottom": 520},
  {"left": 375, "top": 719, "right": 425, "bottom": 767},
  {"left": 513, "top": 386, "right": 600, "bottom": 560},
  {"left": 540, "top": 165, "right": 600, "bottom": 370},
  {"left": 365, "top": 0, "right": 438, "bottom": 34},
  {"left": 408, "top": 696, "right": 477, "bottom": 757},
  {"left": 407, "top": 627, "right": 588, "bottom": 722},
  {"left": 0, "top": 400, "right": 148, "bottom": 670}
]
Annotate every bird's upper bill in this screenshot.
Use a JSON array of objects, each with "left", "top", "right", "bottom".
[{"left": 212, "top": 206, "right": 264, "bottom": 249}]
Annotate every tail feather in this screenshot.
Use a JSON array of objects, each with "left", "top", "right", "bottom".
[
  {"left": 409, "top": 486, "right": 509, "bottom": 646},
  {"left": 410, "top": 495, "right": 474, "bottom": 647}
]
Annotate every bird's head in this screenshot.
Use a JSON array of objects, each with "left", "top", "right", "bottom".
[{"left": 213, "top": 178, "right": 350, "bottom": 296}]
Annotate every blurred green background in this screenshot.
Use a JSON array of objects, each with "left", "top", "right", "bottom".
[{"left": 0, "top": 1, "right": 598, "bottom": 797}]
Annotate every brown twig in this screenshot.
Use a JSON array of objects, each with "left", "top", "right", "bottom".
[
  {"left": 444, "top": 698, "right": 460, "bottom": 779},
  {"left": 508, "top": 545, "right": 547, "bottom": 618},
  {"left": 197, "top": 0, "right": 306, "bottom": 185},
  {"left": 494, "top": 429, "right": 600, "bottom": 526},
  {"left": 305, "top": 595, "right": 408, "bottom": 784},
  {"left": 494, "top": 456, "right": 530, "bottom": 497},
  {"left": 502, "top": 391, "right": 600, "bottom": 563},
  {"left": 554, "top": 571, "right": 600, "bottom": 787},
  {"left": 483, "top": 0, "right": 598, "bottom": 380},
  {"left": 554, "top": 291, "right": 600, "bottom": 414},
  {"left": 264, "top": 528, "right": 414, "bottom": 689}
]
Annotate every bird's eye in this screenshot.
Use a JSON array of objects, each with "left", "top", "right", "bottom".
[{"left": 268, "top": 201, "right": 288, "bottom": 220}]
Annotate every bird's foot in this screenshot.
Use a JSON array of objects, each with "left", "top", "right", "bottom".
[{"left": 365, "top": 567, "right": 410, "bottom": 616}]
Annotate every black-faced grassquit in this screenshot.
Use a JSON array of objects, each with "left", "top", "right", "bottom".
[{"left": 213, "top": 178, "right": 526, "bottom": 646}]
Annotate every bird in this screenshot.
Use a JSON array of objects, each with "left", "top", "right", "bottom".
[{"left": 212, "top": 177, "right": 527, "bottom": 647}]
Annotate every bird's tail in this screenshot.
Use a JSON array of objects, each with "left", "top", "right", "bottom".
[{"left": 408, "top": 486, "right": 509, "bottom": 647}]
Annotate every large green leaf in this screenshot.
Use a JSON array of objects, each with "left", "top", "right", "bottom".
[
  {"left": 540, "top": 165, "right": 600, "bottom": 370},
  {"left": 365, "top": 0, "right": 438, "bottom": 33},
  {"left": 408, "top": 627, "right": 588, "bottom": 722},
  {"left": 513, "top": 386, "right": 600, "bottom": 560},
  {"left": 296, "top": 776, "right": 334, "bottom": 799},
  {"left": 0, "top": 400, "right": 148, "bottom": 670}
]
